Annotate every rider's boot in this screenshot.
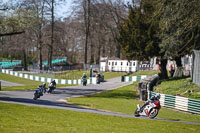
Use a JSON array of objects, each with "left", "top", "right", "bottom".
[{"left": 137, "top": 104, "right": 141, "bottom": 112}]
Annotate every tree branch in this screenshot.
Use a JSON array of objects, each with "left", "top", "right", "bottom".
[{"left": 0, "top": 31, "right": 25, "bottom": 37}]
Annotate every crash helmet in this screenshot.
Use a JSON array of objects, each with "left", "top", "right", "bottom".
[
  {"left": 155, "top": 93, "right": 161, "bottom": 99},
  {"left": 43, "top": 83, "right": 46, "bottom": 86}
]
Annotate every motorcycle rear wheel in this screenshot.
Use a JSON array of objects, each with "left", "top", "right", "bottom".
[{"left": 148, "top": 108, "right": 158, "bottom": 119}]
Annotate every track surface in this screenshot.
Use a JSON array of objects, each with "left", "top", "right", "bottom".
[{"left": 0, "top": 77, "right": 200, "bottom": 125}]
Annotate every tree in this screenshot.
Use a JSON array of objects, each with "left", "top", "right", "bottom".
[
  {"left": 101, "top": 0, "right": 128, "bottom": 58},
  {"left": 19, "top": 0, "right": 50, "bottom": 70},
  {"left": 157, "top": 0, "right": 200, "bottom": 65},
  {"left": 118, "top": 0, "right": 168, "bottom": 79},
  {"left": 83, "top": 0, "right": 91, "bottom": 66},
  {"left": 154, "top": 0, "right": 200, "bottom": 77},
  {"left": 0, "top": 2, "right": 25, "bottom": 37}
]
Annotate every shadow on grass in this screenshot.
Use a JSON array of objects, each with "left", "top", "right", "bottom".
[{"left": 162, "top": 76, "right": 191, "bottom": 82}]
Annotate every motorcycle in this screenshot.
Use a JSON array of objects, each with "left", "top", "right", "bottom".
[
  {"left": 33, "top": 87, "right": 43, "bottom": 100},
  {"left": 82, "top": 78, "right": 87, "bottom": 86},
  {"left": 47, "top": 83, "right": 56, "bottom": 93},
  {"left": 134, "top": 100, "right": 161, "bottom": 119}
]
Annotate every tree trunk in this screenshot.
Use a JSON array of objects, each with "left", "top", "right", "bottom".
[
  {"left": 39, "top": 28, "right": 43, "bottom": 70},
  {"left": 83, "top": 0, "right": 91, "bottom": 66},
  {"left": 39, "top": 46, "right": 42, "bottom": 70},
  {"left": 90, "top": 41, "right": 94, "bottom": 64},
  {"left": 175, "top": 56, "right": 182, "bottom": 67},
  {"left": 174, "top": 56, "right": 183, "bottom": 78},
  {"left": 160, "top": 59, "right": 168, "bottom": 79},
  {"left": 96, "top": 43, "right": 101, "bottom": 65},
  {"left": 48, "top": 0, "right": 54, "bottom": 70},
  {"left": 23, "top": 49, "right": 28, "bottom": 71},
  {"left": 116, "top": 41, "right": 120, "bottom": 58},
  {"left": 48, "top": 45, "right": 53, "bottom": 70}
]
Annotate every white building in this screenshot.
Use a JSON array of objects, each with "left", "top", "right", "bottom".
[{"left": 100, "top": 58, "right": 139, "bottom": 72}]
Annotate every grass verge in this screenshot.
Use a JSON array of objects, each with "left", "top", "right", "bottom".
[
  {"left": 0, "top": 102, "right": 199, "bottom": 133},
  {"left": 68, "top": 82, "right": 200, "bottom": 123},
  {"left": 129, "top": 70, "right": 160, "bottom": 76},
  {"left": 102, "top": 72, "right": 127, "bottom": 80},
  {"left": 155, "top": 77, "right": 200, "bottom": 99},
  {"left": 23, "top": 70, "right": 127, "bottom": 80},
  {"left": 0, "top": 73, "right": 74, "bottom": 91}
]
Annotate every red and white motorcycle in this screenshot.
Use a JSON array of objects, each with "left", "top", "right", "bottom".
[{"left": 134, "top": 100, "right": 161, "bottom": 119}]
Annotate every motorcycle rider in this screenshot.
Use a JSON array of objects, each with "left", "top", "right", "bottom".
[
  {"left": 139, "top": 93, "right": 161, "bottom": 112},
  {"left": 36, "top": 85, "right": 43, "bottom": 96},
  {"left": 50, "top": 80, "right": 56, "bottom": 88},
  {"left": 82, "top": 73, "right": 87, "bottom": 79},
  {"left": 47, "top": 80, "right": 56, "bottom": 93},
  {"left": 95, "top": 73, "right": 101, "bottom": 84},
  {"left": 38, "top": 83, "right": 47, "bottom": 93},
  {"left": 38, "top": 83, "right": 46, "bottom": 93},
  {"left": 81, "top": 73, "right": 87, "bottom": 85}
]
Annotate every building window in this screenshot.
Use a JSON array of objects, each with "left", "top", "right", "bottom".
[
  {"left": 121, "top": 62, "right": 123, "bottom": 66},
  {"left": 112, "top": 62, "right": 114, "bottom": 66},
  {"left": 133, "top": 62, "right": 135, "bottom": 66},
  {"left": 130, "top": 62, "right": 132, "bottom": 66},
  {"left": 115, "top": 62, "right": 117, "bottom": 65},
  {"left": 109, "top": 62, "right": 110, "bottom": 65},
  {"left": 127, "top": 62, "right": 129, "bottom": 66}
]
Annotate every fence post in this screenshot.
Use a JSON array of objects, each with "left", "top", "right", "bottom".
[{"left": 0, "top": 81, "right": 1, "bottom": 91}]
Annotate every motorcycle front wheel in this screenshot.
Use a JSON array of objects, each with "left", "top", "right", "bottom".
[
  {"left": 148, "top": 108, "right": 158, "bottom": 119},
  {"left": 134, "top": 109, "right": 140, "bottom": 117},
  {"left": 33, "top": 94, "right": 37, "bottom": 100}
]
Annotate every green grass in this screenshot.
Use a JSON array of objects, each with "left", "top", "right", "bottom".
[
  {"left": 55, "top": 70, "right": 90, "bottom": 80},
  {"left": 102, "top": 72, "right": 127, "bottom": 80},
  {"left": 0, "top": 73, "right": 74, "bottom": 91},
  {"left": 22, "top": 70, "right": 129, "bottom": 81},
  {"left": 68, "top": 82, "right": 200, "bottom": 123},
  {"left": 129, "top": 70, "right": 160, "bottom": 76},
  {"left": 55, "top": 71, "right": 127, "bottom": 80},
  {"left": 0, "top": 102, "right": 199, "bottom": 133},
  {"left": 155, "top": 77, "right": 200, "bottom": 99}
]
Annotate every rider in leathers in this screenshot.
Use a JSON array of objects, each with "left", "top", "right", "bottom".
[{"left": 139, "top": 93, "right": 161, "bottom": 112}]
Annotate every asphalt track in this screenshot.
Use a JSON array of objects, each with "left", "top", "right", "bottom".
[{"left": 0, "top": 77, "right": 200, "bottom": 125}]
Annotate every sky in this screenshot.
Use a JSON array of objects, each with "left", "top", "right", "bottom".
[
  {"left": 1, "top": 0, "right": 132, "bottom": 19},
  {"left": 1, "top": 0, "right": 73, "bottom": 18},
  {"left": 55, "top": 0, "right": 73, "bottom": 18}
]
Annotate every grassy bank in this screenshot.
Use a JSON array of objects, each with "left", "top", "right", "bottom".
[
  {"left": 0, "top": 102, "right": 199, "bottom": 133},
  {"left": 68, "top": 82, "right": 200, "bottom": 123},
  {"left": 0, "top": 73, "right": 74, "bottom": 91},
  {"left": 130, "top": 70, "right": 160, "bottom": 76},
  {"left": 155, "top": 77, "right": 200, "bottom": 99}
]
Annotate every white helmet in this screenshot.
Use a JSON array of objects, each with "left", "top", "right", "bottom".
[{"left": 155, "top": 93, "right": 161, "bottom": 99}]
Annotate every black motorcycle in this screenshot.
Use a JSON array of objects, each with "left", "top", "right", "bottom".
[
  {"left": 47, "top": 83, "right": 56, "bottom": 93},
  {"left": 33, "top": 88, "right": 43, "bottom": 100}
]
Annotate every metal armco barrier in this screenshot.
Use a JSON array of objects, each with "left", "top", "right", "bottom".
[
  {"left": 149, "top": 91, "right": 200, "bottom": 115},
  {"left": 1, "top": 69, "right": 97, "bottom": 85}
]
